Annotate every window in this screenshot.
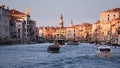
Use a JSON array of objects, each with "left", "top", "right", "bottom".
[
  {"left": 108, "top": 18, "right": 109, "bottom": 21},
  {"left": 117, "top": 27, "right": 120, "bottom": 35},
  {"left": 108, "top": 14, "right": 109, "bottom": 21},
  {"left": 117, "top": 31, "right": 120, "bottom": 35},
  {"left": 18, "top": 35, "right": 20, "bottom": 38},
  {"left": 18, "top": 28, "right": 20, "bottom": 33},
  {"left": 18, "top": 24, "right": 20, "bottom": 27},
  {"left": 113, "top": 14, "right": 115, "bottom": 18},
  {"left": 0, "top": 14, "right": 1, "bottom": 21}
]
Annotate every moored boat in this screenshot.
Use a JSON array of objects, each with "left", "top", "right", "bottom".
[{"left": 67, "top": 41, "right": 79, "bottom": 45}]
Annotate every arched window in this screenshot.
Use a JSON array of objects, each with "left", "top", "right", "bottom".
[{"left": 113, "top": 14, "right": 115, "bottom": 18}]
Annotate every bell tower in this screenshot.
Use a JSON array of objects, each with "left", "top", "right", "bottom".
[
  {"left": 59, "top": 14, "right": 64, "bottom": 28},
  {"left": 25, "top": 7, "right": 30, "bottom": 16}
]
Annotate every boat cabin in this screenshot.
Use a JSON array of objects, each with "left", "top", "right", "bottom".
[{"left": 54, "top": 39, "right": 65, "bottom": 45}]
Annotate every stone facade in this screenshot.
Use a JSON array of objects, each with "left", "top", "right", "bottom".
[{"left": 0, "top": 5, "right": 10, "bottom": 41}]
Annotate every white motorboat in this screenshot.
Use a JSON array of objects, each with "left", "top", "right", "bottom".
[{"left": 97, "top": 46, "right": 113, "bottom": 58}]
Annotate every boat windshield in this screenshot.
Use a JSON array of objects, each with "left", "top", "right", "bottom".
[
  {"left": 54, "top": 39, "right": 65, "bottom": 45},
  {"left": 99, "top": 48, "right": 111, "bottom": 52},
  {"left": 58, "top": 40, "right": 65, "bottom": 44}
]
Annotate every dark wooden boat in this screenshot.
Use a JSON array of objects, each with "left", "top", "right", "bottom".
[{"left": 47, "top": 45, "right": 60, "bottom": 53}]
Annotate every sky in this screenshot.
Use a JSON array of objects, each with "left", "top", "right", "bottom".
[{"left": 1, "top": 0, "right": 120, "bottom": 27}]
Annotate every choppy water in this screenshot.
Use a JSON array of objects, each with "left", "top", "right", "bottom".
[{"left": 0, "top": 43, "right": 120, "bottom": 68}]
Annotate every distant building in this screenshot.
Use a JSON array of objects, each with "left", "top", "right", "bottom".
[
  {"left": 16, "top": 20, "right": 25, "bottom": 43},
  {"left": 92, "top": 8, "right": 120, "bottom": 44},
  {"left": 66, "top": 27, "right": 75, "bottom": 40},
  {"left": 0, "top": 5, "right": 10, "bottom": 41},
  {"left": 45, "top": 27, "right": 56, "bottom": 40},
  {"left": 9, "top": 7, "right": 36, "bottom": 43},
  {"left": 100, "top": 8, "right": 120, "bottom": 23},
  {"left": 54, "top": 27, "right": 66, "bottom": 39},
  {"left": 74, "top": 25, "right": 83, "bottom": 41},
  {"left": 80, "top": 23, "right": 92, "bottom": 42},
  {"left": 110, "top": 18, "right": 120, "bottom": 40},
  {"left": 66, "top": 21, "right": 75, "bottom": 40},
  {"left": 37, "top": 27, "right": 47, "bottom": 39},
  {"left": 29, "top": 20, "right": 36, "bottom": 43},
  {"left": 9, "top": 16, "right": 17, "bottom": 42},
  {"left": 69, "top": 20, "right": 74, "bottom": 27}
]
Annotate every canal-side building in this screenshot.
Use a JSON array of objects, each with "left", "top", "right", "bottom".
[
  {"left": 10, "top": 9, "right": 28, "bottom": 43},
  {"left": 66, "top": 21, "right": 76, "bottom": 41},
  {"left": 109, "top": 18, "right": 120, "bottom": 43},
  {"left": 45, "top": 27, "right": 56, "bottom": 40},
  {"left": 53, "top": 14, "right": 66, "bottom": 39},
  {"left": 36, "top": 27, "right": 47, "bottom": 43},
  {"left": 16, "top": 20, "right": 25, "bottom": 43},
  {"left": 0, "top": 5, "right": 10, "bottom": 43},
  {"left": 53, "top": 27, "right": 66, "bottom": 39},
  {"left": 80, "top": 23, "right": 92, "bottom": 42},
  {"left": 92, "top": 8, "right": 120, "bottom": 44},
  {"left": 92, "top": 21, "right": 103, "bottom": 42},
  {"left": 66, "top": 27, "right": 75, "bottom": 41},
  {"left": 9, "top": 16, "right": 17, "bottom": 42},
  {"left": 29, "top": 20, "right": 36, "bottom": 43},
  {"left": 9, "top": 7, "right": 36, "bottom": 44},
  {"left": 100, "top": 8, "right": 120, "bottom": 42},
  {"left": 100, "top": 8, "right": 120, "bottom": 23}
]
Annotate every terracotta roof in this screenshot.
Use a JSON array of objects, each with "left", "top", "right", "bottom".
[
  {"left": 16, "top": 20, "right": 23, "bottom": 22},
  {"left": 107, "top": 8, "right": 120, "bottom": 12},
  {"left": 81, "top": 23, "right": 91, "bottom": 26},
  {"left": 10, "top": 19, "right": 23, "bottom": 22},
  {"left": 10, "top": 9, "right": 25, "bottom": 15}
]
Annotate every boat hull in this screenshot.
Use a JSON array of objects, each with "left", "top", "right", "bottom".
[
  {"left": 47, "top": 45, "right": 60, "bottom": 53},
  {"left": 97, "top": 46, "right": 113, "bottom": 58},
  {"left": 97, "top": 52, "right": 113, "bottom": 58}
]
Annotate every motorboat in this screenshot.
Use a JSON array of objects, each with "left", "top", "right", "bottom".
[
  {"left": 67, "top": 41, "right": 79, "bottom": 45},
  {"left": 47, "top": 45, "right": 60, "bottom": 53},
  {"left": 47, "top": 39, "right": 65, "bottom": 53},
  {"left": 97, "top": 46, "right": 113, "bottom": 58}
]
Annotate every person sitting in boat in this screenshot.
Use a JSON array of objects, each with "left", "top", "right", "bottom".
[{"left": 54, "top": 40, "right": 59, "bottom": 46}]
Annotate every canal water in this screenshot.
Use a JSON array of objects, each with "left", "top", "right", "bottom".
[{"left": 0, "top": 43, "right": 120, "bottom": 68}]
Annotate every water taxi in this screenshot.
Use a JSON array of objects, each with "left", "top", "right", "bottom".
[
  {"left": 47, "top": 45, "right": 60, "bottom": 53},
  {"left": 97, "top": 46, "right": 113, "bottom": 58},
  {"left": 47, "top": 39, "right": 65, "bottom": 53}
]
